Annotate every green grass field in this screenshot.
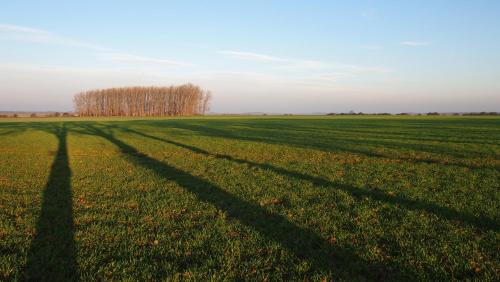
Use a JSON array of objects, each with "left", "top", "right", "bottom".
[{"left": 0, "top": 116, "right": 499, "bottom": 281}]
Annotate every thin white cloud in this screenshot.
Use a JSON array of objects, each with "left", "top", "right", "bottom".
[
  {"left": 1, "top": 24, "right": 194, "bottom": 68},
  {"left": 97, "top": 52, "right": 195, "bottom": 67},
  {"left": 219, "top": 49, "right": 391, "bottom": 74},
  {"left": 0, "top": 24, "right": 51, "bottom": 34},
  {"left": 400, "top": 41, "right": 430, "bottom": 46},
  {"left": 0, "top": 23, "right": 109, "bottom": 51},
  {"left": 218, "top": 50, "right": 286, "bottom": 62},
  {"left": 276, "top": 60, "right": 391, "bottom": 74}
]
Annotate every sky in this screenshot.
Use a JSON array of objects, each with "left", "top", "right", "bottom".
[{"left": 0, "top": 0, "right": 499, "bottom": 113}]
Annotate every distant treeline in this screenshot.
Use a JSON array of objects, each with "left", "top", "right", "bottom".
[
  {"left": 326, "top": 111, "right": 500, "bottom": 116},
  {"left": 461, "top": 112, "right": 500, "bottom": 116},
  {"left": 0, "top": 112, "right": 73, "bottom": 118},
  {"left": 73, "top": 84, "right": 211, "bottom": 117}
]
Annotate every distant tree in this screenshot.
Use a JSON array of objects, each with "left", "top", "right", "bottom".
[
  {"left": 426, "top": 112, "right": 440, "bottom": 116},
  {"left": 30, "top": 113, "right": 37, "bottom": 118},
  {"left": 201, "top": 91, "right": 211, "bottom": 115},
  {"left": 13, "top": 114, "right": 18, "bottom": 118},
  {"left": 53, "top": 112, "right": 61, "bottom": 117},
  {"left": 62, "top": 112, "right": 70, "bottom": 117}
]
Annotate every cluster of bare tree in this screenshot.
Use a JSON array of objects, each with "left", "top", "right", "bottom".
[{"left": 74, "top": 84, "right": 211, "bottom": 116}]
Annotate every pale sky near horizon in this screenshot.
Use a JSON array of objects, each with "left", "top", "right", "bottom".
[{"left": 1, "top": 1, "right": 499, "bottom": 113}]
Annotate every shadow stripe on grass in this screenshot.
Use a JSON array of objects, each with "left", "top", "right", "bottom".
[
  {"left": 22, "top": 123, "right": 79, "bottom": 281},
  {"left": 81, "top": 124, "right": 396, "bottom": 280},
  {"left": 118, "top": 126, "right": 499, "bottom": 233}
]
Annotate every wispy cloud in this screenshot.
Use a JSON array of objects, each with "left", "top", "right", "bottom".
[
  {"left": 276, "top": 60, "right": 391, "bottom": 74},
  {"left": 1, "top": 24, "right": 194, "bottom": 68},
  {"left": 219, "top": 49, "right": 391, "bottom": 74},
  {"left": 400, "top": 41, "right": 430, "bottom": 46},
  {"left": 0, "top": 24, "right": 50, "bottom": 34},
  {"left": 0, "top": 24, "right": 109, "bottom": 51},
  {"left": 97, "top": 52, "right": 194, "bottom": 67},
  {"left": 218, "top": 50, "right": 286, "bottom": 62}
]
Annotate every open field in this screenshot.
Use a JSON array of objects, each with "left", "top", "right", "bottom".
[{"left": 0, "top": 116, "right": 499, "bottom": 281}]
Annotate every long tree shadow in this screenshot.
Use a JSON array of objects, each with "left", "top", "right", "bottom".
[
  {"left": 115, "top": 126, "right": 499, "bottom": 233},
  {"left": 0, "top": 123, "right": 28, "bottom": 137},
  {"left": 153, "top": 121, "right": 499, "bottom": 170},
  {"left": 23, "top": 124, "right": 78, "bottom": 281},
  {"left": 79, "top": 124, "right": 400, "bottom": 280},
  {"left": 0, "top": 130, "right": 18, "bottom": 136}
]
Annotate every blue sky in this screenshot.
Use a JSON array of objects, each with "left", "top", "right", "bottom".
[{"left": 1, "top": 1, "right": 499, "bottom": 113}]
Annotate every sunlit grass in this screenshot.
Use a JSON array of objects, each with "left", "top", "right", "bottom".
[{"left": 0, "top": 116, "right": 498, "bottom": 280}]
